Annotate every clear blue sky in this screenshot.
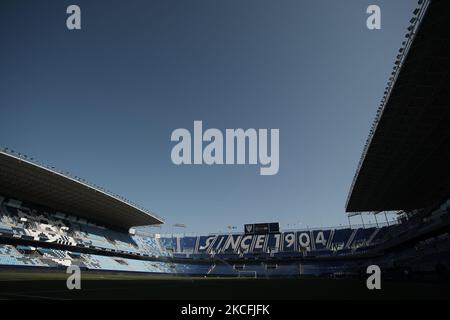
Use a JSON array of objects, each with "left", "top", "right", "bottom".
[{"left": 0, "top": 0, "right": 417, "bottom": 233}]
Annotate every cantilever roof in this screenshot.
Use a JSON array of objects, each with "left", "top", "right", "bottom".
[
  {"left": 0, "top": 150, "right": 164, "bottom": 230},
  {"left": 346, "top": 0, "right": 450, "bottom": 212}
]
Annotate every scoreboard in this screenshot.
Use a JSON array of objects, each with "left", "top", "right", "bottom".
[{"left": 244, "top": 222, "right": 279, "bottom": 234}]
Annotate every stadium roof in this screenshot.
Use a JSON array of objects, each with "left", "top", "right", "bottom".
[
  {"left": 346, "top": 0, "right": 450, "bottom": 212},
  {"left": 0, "top": 150, "right": 164, "bottom": 230}
]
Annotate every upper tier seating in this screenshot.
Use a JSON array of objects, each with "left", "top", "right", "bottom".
[{"left": 0, "top": 196, "right": 167, "bottom": 258}]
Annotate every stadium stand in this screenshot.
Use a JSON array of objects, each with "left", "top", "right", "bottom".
[
  {"left": 0, "top": 196, "right": 167, "bottom": 257},
  {"left": 1, "top": 192, "right": 449, "bottom": 277},
  {"left": 1, "top": 0, "right": 449, "bottom": 279},
  {"left": 1, "top": 190, "right": 409, "bottom": 277}
]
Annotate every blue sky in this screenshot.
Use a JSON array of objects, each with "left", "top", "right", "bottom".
[{"left": 0, "top": 0, "right": 417, "bottom": 233}]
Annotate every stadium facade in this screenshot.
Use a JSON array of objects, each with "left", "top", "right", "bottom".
[{"left": 1, "top": 0, "right": 450, "bottom": 280}]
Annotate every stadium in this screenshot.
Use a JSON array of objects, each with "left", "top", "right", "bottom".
[{"left": 0, "top": 0, "right": 450, "bottom": 299}]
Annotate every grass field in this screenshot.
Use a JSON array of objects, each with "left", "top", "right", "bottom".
[{"left": 0, "top": 269, "right": 449, "bottom": 300}]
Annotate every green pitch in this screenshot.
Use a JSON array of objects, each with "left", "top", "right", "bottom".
[{"left": 0, "top": 269, "right": 449, "bottom": 300}]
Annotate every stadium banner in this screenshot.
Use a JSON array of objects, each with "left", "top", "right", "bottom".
[
  {"left": 238, "top": 234, "right": 255, "bottom": 253},
  {"left": 193, "top": 232, "right": 306, "bottom": 253},
  {"left": 266, "top": 233, "right": 282, "bottom": 253},
  {"left": 296, "top": 231, "right": 312, "bottom": 251},
  {"left": 210, "top": 235, "right": 228, "bottom": 254},
  {"left": 197, "top": 236, "right": 217, "bottom": 253},
  {"left": 282, "top": 232, "right": 297, "bottom": 252},
  {"left": 251, "top": 234, "right": 268, "bottom": 253},
  {"left": 221, "top": 234, "right": 243, "bottom": 253},
  {"left": 312, "top": 230, "right": 331, "bottom": 250}
]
